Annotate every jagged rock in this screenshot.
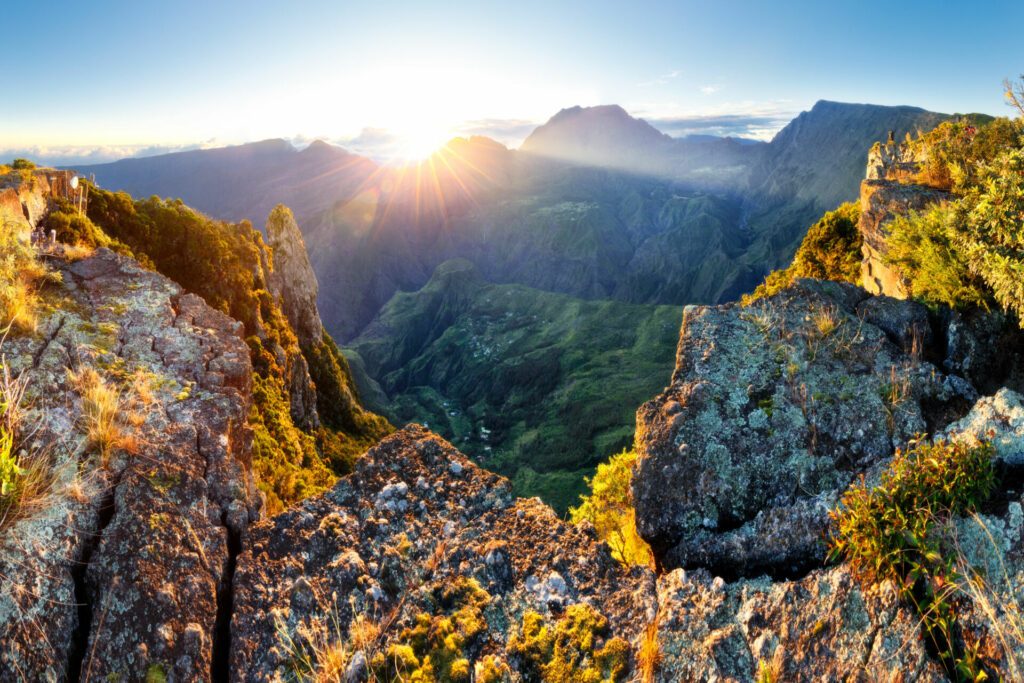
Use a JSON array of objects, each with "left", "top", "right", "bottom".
[
  {"left": 855, "top": 294, "right": 932, "bottom": 352},
  {"left": 943, "top": 308, "right": 1024, "bottom": 395},
  {"left": 865, "top": 140, "right": 923, "bottom": 182},
  {"left": 231, "top": 425, "right": 656, "bottom": 681},
  {"left": 0, "top": 247, "right": 259, "bottom": 681},
  {"left": 633, "top": 279, "right": 974, "bottom": 578},
  {"left": 653, "top": 567, "right": 945, "bottom": 682},
  {"left": 945, "top": 388, "right": 1024, "bottom": 467},
  {"left": 859, "top": 179, "right": 948, "bottom": 297},
  {"left": 265, "top": 204, "right": 324, "bottom": 349}
]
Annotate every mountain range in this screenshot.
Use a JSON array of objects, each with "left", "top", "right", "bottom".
[{"left": 74, "top": 100, "right": 955, "bottom": 507}]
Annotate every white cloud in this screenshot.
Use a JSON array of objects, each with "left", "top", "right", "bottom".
[
  {"left": 0, "top": 140, "right": 225, "bottom": 167},
  {"left": 638, "top": 69, "right": 683, "bottom": 88},
  {"left": 700, "top": 85, "right": 721, "bottom": 95},
  {"left": 632, "top": 99, "right": 801, "bottom": 140}
]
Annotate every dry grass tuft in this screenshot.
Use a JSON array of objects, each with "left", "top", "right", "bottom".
[
  {"left": 0, "top": 220, "right": 49, "bottom": 334},
  {"left": 638, "top": 618, "right": 662, "bottom": 683},
  {"left": 68, "top": 366, "right": 141, "bottom": 465},
  {"left": 0, "top": 357, "right": 56, "bottom": 530}
]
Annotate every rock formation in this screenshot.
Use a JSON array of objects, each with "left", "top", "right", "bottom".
[
  {"left": 0, "top": 167, "right": 80, "bottom": 231},
  {"left": 231, "top": 425, "right": 657, "bottom": 681},
  {"left": 265, "top": 204, "right": 324, "bottom": 349},
  {"left": 0, "top": 248, "right": 259, "bottom": 681},
  {"left": 632, "top": 279, "right": 974, "bottom": 577},
  {"left": 858, "top": 141, "right": 949, "bottom": 297}
]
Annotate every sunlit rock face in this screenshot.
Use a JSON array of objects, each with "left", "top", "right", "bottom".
[
  {"left": 0, "top": 248, "right": 259, "bottom": 681},
  {"left": 856, "top": 138, "right": 949, "bottom": 298},
  {"left": 632, "top": 279, "right": 975, "bottom": 578},
  {"left": 266, "top": 204, "right": 324, "bottom": 348}
]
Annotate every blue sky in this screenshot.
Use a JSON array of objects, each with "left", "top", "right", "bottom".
[{"left": 2, "top": 0, "right": 1022, "bottom": 162}]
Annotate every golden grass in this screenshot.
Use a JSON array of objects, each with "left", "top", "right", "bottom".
[
  {"left": 638, "top": 618, "right": 662, "bottom": 683},
  {"left": 0, "top": 357, "right": 56, "bottom": 530},
  {"left": 811, "top": 305, "right": 840, "bottom": 338},
  {"left": 67, "top": 366, "right": 141, "bottom": 466},
  {"left": 0, "top": 220, "right": 48, "bottom": 335}
]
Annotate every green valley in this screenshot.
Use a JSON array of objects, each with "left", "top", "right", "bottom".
[{"left": 346, "top": 259, "right": 681, "bottom": 513}]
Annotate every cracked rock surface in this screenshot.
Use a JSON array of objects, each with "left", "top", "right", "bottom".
[{"left": 0, "top": 248, "right": 259, "bottom": 681}]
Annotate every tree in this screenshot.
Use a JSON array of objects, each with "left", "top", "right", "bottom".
[
  {"left": 1005, "top": 74, "right": 1024, "bottom": 117},
  {"left": 570, "top": 449, "right": 652, "bottom": 567}
]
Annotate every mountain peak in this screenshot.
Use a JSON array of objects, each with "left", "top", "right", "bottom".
[{"left": 520, "top": 104, "right": 671, "bottom": 169}]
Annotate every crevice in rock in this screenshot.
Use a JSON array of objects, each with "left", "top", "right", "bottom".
[
  {"left": 31, "top": 315, "right": 65, "bottom": 370},
  {"left": 66, "top": 485, "right": 116, "bottom": 683},
  {"left": 211, "top": 516, "right": 241, "bottom": 683}
]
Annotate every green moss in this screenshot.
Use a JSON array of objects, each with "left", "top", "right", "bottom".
[
  {"left": 475, "top": 655, "right": 512, "bottom": 682},
  {"left": 370, "top": 578, "right": 491, "bottom": 683},
  {"left": 507, "top": 603, "right": 630, "bottom": 683},
  {"left": 143, "top": 663, "right": 167, "bottom": 683}
]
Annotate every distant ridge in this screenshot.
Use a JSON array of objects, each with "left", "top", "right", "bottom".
[{"left": 74, "top": 138, "right": 377, "bottom": 225}]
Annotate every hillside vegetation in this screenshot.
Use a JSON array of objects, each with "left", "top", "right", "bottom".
[
  {"left": 347, "top": 259, "right": 681, "bottom": 513},
  {"left": 49, "top": 183, "right": 390, "bottom": 511},
  {"left": 743, "top": 201, "right": 862, "bottom": 303},
  {"left": 885, "top": 114, "right": 1024, "bottom": 321}
]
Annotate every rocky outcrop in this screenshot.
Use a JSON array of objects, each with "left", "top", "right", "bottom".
[
  {"left": 0, "top": 248, "right": 259, "bottom": 681},
  {"left": 231, "top": 424, "right": 657, "bottom": 681},
  {"left": 945, "top": 388, "right": 1024, "bottom": 466},
  {"left": 857, "top": 140, "right": 949, "bottom": 298},
  {"left": 0, "top": 167, "right": 79, "bottom": 231},
  {"left": 654, "top": 566, "right": 945, "bottom": 681},
  {"left": 265, "top": 204, "right": 324, "bottom": 349},
  {"left": 632, "top": 279, "right": 975, "bottom": 578},
  {"left": 858, "top": 179, "right": 948, "bottom": 297}
]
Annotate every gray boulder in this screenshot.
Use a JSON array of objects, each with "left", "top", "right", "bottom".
[{"left": 633, "top": 279, "right": 974, "bottom": 577}]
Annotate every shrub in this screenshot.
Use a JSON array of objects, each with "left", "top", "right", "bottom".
[
  {"left": 884, "top": 204, "right": 990, "bottom": 310},
  {"left": 829, "top": 439, "right": 996, "bottom": 680},
  {"left": 881, "top": 113, "right": 1024, "bottom": 324},
  {"left": 570, "top": 449, "right": 652, "bottom": 567},
  {"left": 0, "top": 218, "right": 49, "bottom": 334},
  {"left": 744, "top": 202, "right": 861, "bottom": 304},
  {"left": 957, "top": 147, "right": 1024, "bottom": 325},
  {"left": 911, "top": 118, "right": 1022, "bottom": 192},
  {"left": 10, "top": 159, "right": 35, "bottom": 171}
]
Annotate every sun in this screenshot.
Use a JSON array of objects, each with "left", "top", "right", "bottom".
[{"left": 391, "top": 124, "right": 453, "bottom": 162}]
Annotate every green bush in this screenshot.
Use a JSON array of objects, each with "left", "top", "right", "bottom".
[
  {"left": 958, "top": 147, "right": 1024, "bottom": 324},
  {"left": 10, "top": 159, "right": 35, "bottom": 171},
  {"left": 884, "top": 117, "right": 1024, "bottom": 324},
  {"left": 829, "top": 439, "right": 996, "bottom": 680},
  {"left": 911, "top": 117, "right": 1022, "bottom": 192},
  {"left": 744, "top": 202, "right": 861, "bottom": 304},
  {"left": 884, "top": 204, "right": 989, "bottom": 310},
  {"left": 570, "top": 449, "right": 652, "bottom": 567}
]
